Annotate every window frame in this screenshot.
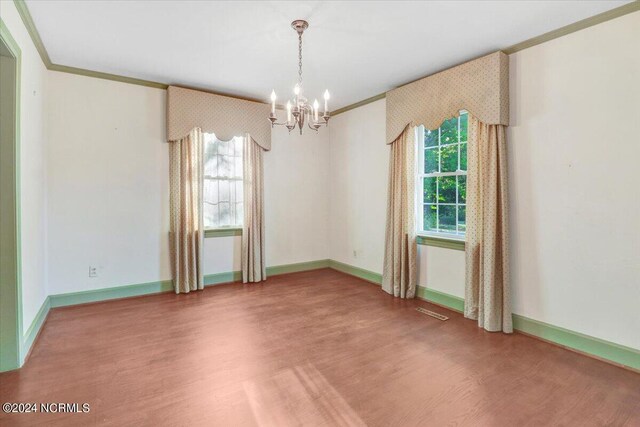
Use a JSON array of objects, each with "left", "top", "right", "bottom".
[
  {"left": 203, "top": 134, "right": 244, "bottom": 233},
  {"left": 416, "top": 111, "right": 468, "bottom": 242}
]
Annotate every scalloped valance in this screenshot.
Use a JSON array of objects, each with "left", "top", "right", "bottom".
[
  {"left": 167, "top": 86, "right": 272, "bottom": 151},
  {"left": 386, "top": 51, "right": 509, "bottom": 144}
]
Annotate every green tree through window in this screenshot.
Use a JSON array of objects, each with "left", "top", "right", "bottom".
[{"left": 418, "top": 111, "right": 467, "bottom": 238}]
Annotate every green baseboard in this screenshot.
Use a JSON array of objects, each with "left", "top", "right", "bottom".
[
  {"left": 204, "top": 271, "right": 242, "bottom": 285},
  {"left": 268, "top": 259, "right": 330, "bottom": 275},
  {"left": 512, "top": 314, "right": 640, "bottom": 371},
  {"left": 50, "top": 279, "right": 174, "bottom": 308},
  {"left": 21, "top": 296, "right": 50, "bottom": 365},
  {"left": 204, "top": 260, "right": 330, "bottom": 284},
  {"left": 328, "top": 260, "right": 382, "bottom": 284},
  {"left": 329, "top": 260, "right": 640, "bottom": 371},
  {"left": 415, "top": 286, "right": 465, "bottom": 312}
]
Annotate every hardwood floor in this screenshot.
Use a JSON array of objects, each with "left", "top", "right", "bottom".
[{"left": 1, "top": 268, "right": 639, "bottom": 426}]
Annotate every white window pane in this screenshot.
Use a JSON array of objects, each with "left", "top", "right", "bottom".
[
  {"left": 440, "top": 144, "right": 458, "bottom": 173},
  {"left": 234, "top": 137, "right": 243, "bottom": 156},
  {"left": 438, "top": 205, "right": 456, "bottom": 232},
  {"left": 236, "top": 202, "right": 244, "bottom": 225},
  {"left": 203, "top": 133, "right": 213, "bottom": 149},
  {"left": 230, "top": 179, "right": 237, "bottom": 206},
  {"left": 424, "top": 177, "right": 436, "bottom": 204},
  {"left": 203, "top": 202, "right": 215, "bottom": 228},
  {"left": 458, "top": 205, "right": 466, "bottom": 233},
  {"left": 219, "top": 202, "right": 230, "bottom": 226},
  {"left": 235, "top": 180, "right": 243, "bottom": 203},
  {"left": 235, "top": 157, "right": 243, "bottom": 178},
  {"left": 460, "top": 113, "right": 468, "bottom": 143},
  {"left": 219, "top": 180, "right": 230, "bottom": 203},
  {"left": 424, "top": 204, "right": 436, "bottom": 231},
  {"left": 460, "top": 143, "right": 467, "bottom": 171},
  {"left": 437, "top": 176, "right": 456, "bottom": 203},
  {"left": 219, "top": 154, "right": 232, "bottom": 177},
  {"left": 203, "top": 181, "right": 211, "bottom": 204},
  {"left": 205, "top": 152, "right": 217, "bottom": 176},
  {"left": 425, "top": 148, "right": 438, "bottom": 173},
  {"left": 211, "top": 204, "right": 220, "bottom": 228},
  {"left": 203, "top": 179, "right": 218, "bottom": 204},
  {"left": 212, "top": 180, "right": 219, "bottom": 202},
  {"left": 425, "top": 128, "right": 438, "bottom": 148}
]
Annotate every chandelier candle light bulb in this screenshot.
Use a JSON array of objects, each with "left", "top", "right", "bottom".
[
  {"left": 270, "top": 90, "right": 276, "bottom": 114},
  {"left": 268, "top": 20, "right": 330, "bottom": 134},
  {"left": 324, "top": 90, "right": 330, "bottom": 114},
  {"left": 294, "top": 84, "right": 300, "bottom": 108}
]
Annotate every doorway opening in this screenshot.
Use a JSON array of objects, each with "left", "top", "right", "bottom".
[{"left": 0, "top": 20, "right": 22, "bottom": 372}]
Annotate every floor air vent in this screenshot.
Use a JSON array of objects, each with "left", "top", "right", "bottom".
[{"left": 416, "top": 307, "right": 449, "bottom": 321}]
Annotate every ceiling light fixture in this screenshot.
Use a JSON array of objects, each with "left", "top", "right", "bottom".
[{"left": 268, "top": 20, "right": 330, "bottom": 135}]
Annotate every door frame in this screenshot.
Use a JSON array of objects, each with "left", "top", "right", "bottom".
[{"left": 0, "top": 18, "right": 23, "bottom": 372}]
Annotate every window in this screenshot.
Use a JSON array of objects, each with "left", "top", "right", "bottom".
[
  {"left": 417, "top": 111, "right": 467, "bottom": 239},
  {"left": 203, "top": 133, "right": 243, "bottom": 229}
]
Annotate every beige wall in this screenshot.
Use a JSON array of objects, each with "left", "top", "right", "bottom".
[
  {"left": 507, "top": 11, "right": 639, "bottom": 349},
  {"left": 46, "top": 72, "right": 330, "bottom": 295},
  {"left": 328, "top": 99, "right": 388, "bottom": 273},
  {"left": 46, "top": 72, "right": 170, "bottom": 294},
  {"left": 329, "top": 12, "right": 640, "bottom": 350}
]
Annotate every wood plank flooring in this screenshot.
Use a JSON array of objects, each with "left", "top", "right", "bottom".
[{"left": 1, "top": 268, "right": 639, "bottom": 426}]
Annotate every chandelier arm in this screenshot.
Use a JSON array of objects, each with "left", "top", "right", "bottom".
[{"left": 269, "top": 118, "right": 300, "bottom": 127}]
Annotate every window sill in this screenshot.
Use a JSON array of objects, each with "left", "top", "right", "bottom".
[
  {"left": 204, "top": 228, "right": 242, "bottom": 238},
  {"left": 416, "top": 235, "right": 465, "bottom": 251}
]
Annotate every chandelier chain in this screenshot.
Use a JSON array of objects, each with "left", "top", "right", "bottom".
[{"left": 298, "top": 33, "right": 303, "bottom": 85}]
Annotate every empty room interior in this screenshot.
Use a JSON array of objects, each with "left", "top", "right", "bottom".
[{"left": 1, "top": 0, "right": 639, "bottom": 425}]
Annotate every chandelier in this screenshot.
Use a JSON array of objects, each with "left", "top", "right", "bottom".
[{"left": 268, "top": 20, "right": 330, "bottom": 135}]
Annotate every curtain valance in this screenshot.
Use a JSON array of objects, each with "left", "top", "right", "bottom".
[
  {"left": 167, "top": 86, "right": 272, "bottom": 151},
  {"left": 386, "top": 51, "right": 509, "bottom": 143}
]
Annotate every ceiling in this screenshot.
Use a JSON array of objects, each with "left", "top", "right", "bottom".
[{"left": 27, "top": 0, "right": 630, "bottom": 110}]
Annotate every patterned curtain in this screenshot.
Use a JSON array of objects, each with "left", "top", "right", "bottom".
[
  {"left": 382, "top": 125, "right": 417, "bottom": 298},
  {"left": 464, "top": 116, "right": 512, "bottom": 332},
  {"left": 169, "top": 128, "right": 204, "bottom": 293},
  {"left": 242, "top": 135, "right": 266, "bottom": 283}
]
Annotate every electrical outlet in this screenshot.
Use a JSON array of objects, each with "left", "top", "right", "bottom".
[{"left": 89, "top": 266, "right": 98, "bottom": 278}]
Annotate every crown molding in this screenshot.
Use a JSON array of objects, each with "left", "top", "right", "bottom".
[
  {"left": 47, "top": 63, "right": 169, "bottom": 89},
  {"left": 331, "top": 93, "right": 386, "bottom": 116},
  {"left": 13, "top": 0, "right": 640, "bottom": 114},
  {"left": 331, "top": 1, "right": 639, "bottom": 116},
  {"left": 502, "top": 1, "right": 640, "bottom": 55},
  {"left": 12, "top": 0, "right": 51, "bottom": 66}
]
